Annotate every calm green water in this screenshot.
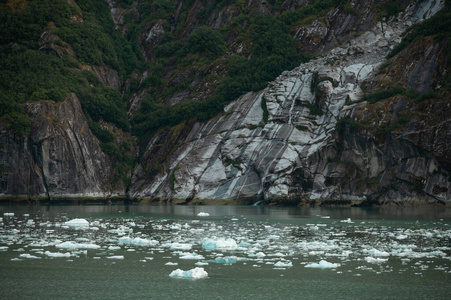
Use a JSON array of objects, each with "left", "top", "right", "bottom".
[{"left": 1, "top": 204, "right": 451, "bottom": 299}]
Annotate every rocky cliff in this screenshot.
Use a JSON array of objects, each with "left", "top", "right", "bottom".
[
  {"left": 0, "top": 94, "right": 114, "bottom": 198},
  {"left": 129, "top": 0, "right": 450, "bottom": 204},
  {"left": 0, "top": 0, "right": 449, "bottom": 204}
]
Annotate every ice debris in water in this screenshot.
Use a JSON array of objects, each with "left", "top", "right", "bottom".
[
  {"left": 45, "top": 251, "right": 71, "bottom": 258},
  {"left": 3, "top": 213, "right": 14, "bottom": 217},
  {"left": 55, "top": 241, "right": 101, "bottom": 250},
  {"left": 341, "top": 218, "right": 353, "bottom": 223},
  {"left": 197, "top": 212, "right": 210, "bottom": 217},
  {"left": 169, "top": 243, "right": 193, "bottom": 250},
  {"left": 64, "top": 218, "right": 90, "bottom": 229},
  {"left": 274, "top": 261, "right": 293, "bottom": 268},
  {"left": 169, "top": 267, "right": 208, "bottom": 279},
  {"left": 179, "top": 253, "right": 205, "bottom": 260},
  {"left": 202, "top": 237, "right": 237, "bottom": 250},
  {"left": 117, "top": 237, "right": 159, "bottom": 247},
  {"left": 365, "top": 257, "right": 388, "bottom": 263},
  {"left": 305, "top": 260, "right": 340, "bottom": 269},
  {"left": 107, "top": 255, "right": 124, "bottom": 259}
]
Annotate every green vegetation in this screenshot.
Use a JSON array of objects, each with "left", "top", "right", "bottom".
[
  {"left": 387, "top": 1, "right": 451, "bottom": 58},
  {"left": 0, "top": 0, "right": 142, "bottom": 137}
]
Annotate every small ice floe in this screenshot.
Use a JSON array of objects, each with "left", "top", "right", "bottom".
[
  {"left": 117, "top": 237, "right": 159, "bottom": 247},
  {"left": 179, "top": 253, "right": 205, "bottom": 260},
  {"left": 0, "top": 246, "right": 8, "bottom": 251},
  {"left": 107, "top": 255, "right": 124, "bottom": 259},
  {"left": 340, "top": 218, "right": 353, "bottom": 223},
  {"left": 108, "top": 246, "right": 121, "bottom": 250},
  {"left": 11, "top": 258, "right": 23, "bottom": 261},
  {"left": 274, "top": 261, "right": 293, "bottom": 268},
  {"left": 197, "top": 212, "right": 210, "bottom": 217},
  {"left": 169, "top": 267, "right": 208, "bottom": 279},
  {"left": 248, "top": 252, "right": 266, "bottom": 258},
  {"left": 3, "top": 213, "right": 14, "bottom": 217},
  {"left": 365, "top": 248, "right": 390, "bottom": 257},
  {"left": 64, "top": 218, "right": 90, "bottom": 229},
  {"left": 107, "top": 226, "right": 132, "bottom": 235},
  {"left": 195, "top": 261, "right": 209, "bottom": 266},
  {"left": 365, "top": 257, "right": 388, "bottom": 263},
  {"left": 209, "top": 256, "right": 238, "bottom": 264},
  {"left": 55, "top": 241, "right": 101, "bottom": 250},
  {"left": 305, "top": 260, "right": 340, "bottom": 269},
  {"left": 19, "top": 253, "right": 41, "bottom": 259},
  {"left": 44, "top": 251, "right": 71, "bottom": 258},
  {"left": 202, "top": 237, "right": 237, "bottom": 250},
  {"left": 169, "top": 243, "right": 193, "bottom": 251},
  {"left": 165, "top": 262, "right": 178, "bottom": 266}
]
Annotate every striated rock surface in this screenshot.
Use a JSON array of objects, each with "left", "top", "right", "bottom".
[
  {"left": 129, "top": 0, "right": 450, "bottom": 203},
  {"left": 0, "top": 94, "right": 114, "bottom": 198}
]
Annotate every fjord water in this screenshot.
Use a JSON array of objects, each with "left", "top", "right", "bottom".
[{"left": 1, "top": 204, "right": 450, "bottom": 299}]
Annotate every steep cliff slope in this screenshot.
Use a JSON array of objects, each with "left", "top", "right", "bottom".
[{"left": 129, "top": 0, "right": 450, "bottom": 204}]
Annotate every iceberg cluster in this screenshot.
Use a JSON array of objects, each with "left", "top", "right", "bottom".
[{"left": 1, "top": 210, "right": 450, "bottom": 280}]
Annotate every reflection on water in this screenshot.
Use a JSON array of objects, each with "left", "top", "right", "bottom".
[{"left": 1, "top": 204, "right": 450, "bottom": 299}]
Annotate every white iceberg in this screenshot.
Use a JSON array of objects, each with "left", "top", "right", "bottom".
[
  {"left": 197, "top": 212, "right": 210, "bottom": 217},
  {"left": 202, "top": 237, "right": 237, "bottom": 250},
  {"left": 365, "top": 248, "right": 390, "bottom": 257},
  {"left": 44, "top": 251, "right": 71, "bottom": 258},
  {"left": 55, "top": 241, "right": 101, "bottom": 250},
  {"left": 107, "top": 255, "right": 124, "bottom": 259},
  {"left": 305, "top": 260, "right": 340, "bottom": 269},
  {"left": 169, "top": 243, "right": 193, "bottom": 251},
  {"left": 169, "top": 267, "right": 208, "bottom": 279},
  {"left": 365, "top": 257, "right": 388, "bottom": 263},
  {"left": 64, "top": 218, "right": 90, "bottom": 229},
  {"left": 274, "top": 261, "right": 293, "bottom": 267},
  {"left": 19, "top": 253, "right": 41, "bottom": 259},
  {"left": 179, "top": 253, "right": 205, "bottom": 260},
  {"left": 117, "top": 237, "right": 159, "bottom": 247}
]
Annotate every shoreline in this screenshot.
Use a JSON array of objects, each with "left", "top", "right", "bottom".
[{"left": 0, "top": 196, "right": 448, "bottom": 207}]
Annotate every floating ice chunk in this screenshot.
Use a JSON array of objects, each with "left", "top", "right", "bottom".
[
  {"left": 45, "top": 251, "right": 71, "bottom": 258},
  {"left": 202, "top": 237, "right": 237, "bottom": 250},
  {"left": 169, "top": 267, "right": 208, "bottom": 279},
  {"left": 365, "top": 256, "right": 388, "bottom": 263},
  {"left": 340, "top": 218, "right": 353, "bottom": 223},
  {"left": 274, "top": 261, "right": 293, "bottom": 267},
  {"left": 170, "top": 243, "right": 193, "bottom": 251},
  {"left": 107, "top": 226, "right": 133, "bottom": 235},
  {"left": 248, "top": 252, "right": 266, "bottom": 258},
  {"left": 179, "top": 253, "right": 205, "bottom": 260},
  {"left": 165, "top": 262, "right": 178, "bottom": 266},
  {"left": 11, "top": 258, "right": 23, "bottom": 261},
  {"left": 195, "top": 261, "right": 209, "bottom": 266},
  {"left": 107, "top": 255, "right": 124, "bottom": 259},
  {"left": 305, "top": 260, "right": 340, "bottom": 269},
  {"left": 365, "top": 248, "right": 390, "bottom": 257},
  {"left": 108, "top": 246, "right": 121, "bottom": 250},
  {"left": 65, "top": 218, "right": 90, "bottom": 229},
  {"left": 0, "top": 246, "right": 8, "bottom": 251},
  {"left": 197, "top": 212, "right": 210, "bottom": 217},
  {"left": 19, "top": 253, "right": 41, "bottom": 259},
  {"left": 3, "top": 213, "right": 14, "bottom": 217},
  {"left": 209, "top": 256, "right": 238, "bottom": 264},
  {"left": 117, "top": 237, "right": 159, "bottom": 247},
  {"left": 55, "top": 241, "right": 101, "bottom": 250}
]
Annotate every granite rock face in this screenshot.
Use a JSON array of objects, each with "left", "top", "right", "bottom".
[
  {"left": 129, "top": 0, "right": 450, "bottom": 203},
  {"left": 0, "top": 94, "right": 113, "bottom": 198}
]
